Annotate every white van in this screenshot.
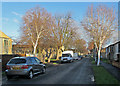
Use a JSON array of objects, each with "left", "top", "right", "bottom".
[{"left": 60, "top": 51, "right": 73, "bottom": 63}]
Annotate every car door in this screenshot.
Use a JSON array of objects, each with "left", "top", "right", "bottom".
[
  {"left": 30, "top": 57, "right": 39, "bottom": 73},
  {"left": 34, "top": 58, "right": 43, "bottom": 72}
]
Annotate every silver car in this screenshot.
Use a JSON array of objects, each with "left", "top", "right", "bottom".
[{"left": 5, "top": 57, "right": 46, "bottom": 80}]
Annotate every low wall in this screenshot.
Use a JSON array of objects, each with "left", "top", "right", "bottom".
[{"left": 1, "top": 54, "right": 25, "bottom": 71}]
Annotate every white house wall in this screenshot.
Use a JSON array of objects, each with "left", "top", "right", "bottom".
[{"left": 113, "top": 44, "right": 117, "bottom": 60}]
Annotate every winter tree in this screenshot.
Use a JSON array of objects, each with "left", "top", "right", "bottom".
[
  {"left": 52, "top": 13, "right": 78, "bottom": 60},
  {"left": 21, "top": 6, "right": 54, "bottom": 55},
  {"left": 82, "top": 5, "right": 117, "bottom": 66}
]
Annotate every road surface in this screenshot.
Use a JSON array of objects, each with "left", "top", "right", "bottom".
[{"left": 2, "top": 57, "right": 95, "bottom": 85}]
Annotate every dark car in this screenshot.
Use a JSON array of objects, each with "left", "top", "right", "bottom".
[
  {"left": 78, "top": 55, "right": 83, "bottom": 60},
  {"left": 5, "top": 57, "right": 46, "bottom": 80}
]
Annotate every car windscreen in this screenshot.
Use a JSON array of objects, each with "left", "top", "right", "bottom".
[
  {"left": 62, "top": 54, "right": 70, "bottom": 57},
  {"left": 8, "top": 59, "right": 26, "bottom": 64}
]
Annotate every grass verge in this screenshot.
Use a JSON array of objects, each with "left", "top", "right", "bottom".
[
  {"left": 92, "top": 65, "right": 120, "bottom": 84},
  {"left": 45, "top": 59, "right": 57, "bottom": 61},
  {"left": 101, "top": 59, "right": 110, "bottom": 64},
  {"left": 91, "top": 60, "right": 96, "bottom": 64},
  {"left": 52, "top": 63, "right": 59, "bottom": 65}
]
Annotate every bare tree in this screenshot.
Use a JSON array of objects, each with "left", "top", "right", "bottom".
[
  {"left": 88, "top": 41, "right": 94, "bottom": 51},
  {"left": 12, "top": 38, "right": 21, "bottom": 45},
  {"left": 52, "top": 12, "right": 78, "bottom": 60},
  {"left": 39, "top": 33, "right": 56, "bottom": 63},
  {"left": 73, "top": 38, "right": 87, "bottom": 53},
  {"left": 21, "top": 6, "right": 54, "bottom": 55},
  {"left": 82, "top": 5, "right": 117, "bottom": 66}
]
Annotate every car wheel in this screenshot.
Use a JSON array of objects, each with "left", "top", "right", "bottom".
[
  {"left": 28, "top": 71, "right": 33, "bottom": 79},
  {"left": 6, "top": 75, "right": 12, "bottom": 80},
  {"left": 70, "top": 60, "right": 72, "bottom": 63},
  {"left": 41, "top": 67, "right": 46, "bottom": 74}
]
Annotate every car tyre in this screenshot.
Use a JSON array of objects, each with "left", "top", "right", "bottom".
[
  {"left": 70, "top": 60, "right": 72, "bottom": 63},
  {"left": 27, "top": 70, "right": 33, "bottom": 79}
]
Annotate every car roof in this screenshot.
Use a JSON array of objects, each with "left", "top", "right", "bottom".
[
  {"left": 12, "top": 57, "right": 27, "bottom": 59},
  {"left": 12, "top": 56, "right": 37, "bottom": 59}
]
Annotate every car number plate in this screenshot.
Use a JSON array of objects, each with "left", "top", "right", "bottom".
[{"left": 12, "top": 66, "right": 20, "bottom": 70}]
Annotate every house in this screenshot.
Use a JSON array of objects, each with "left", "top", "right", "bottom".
[
  {"left": 106, "top": 41, "right": 120, "bottom": 62},
  {"left": 12, "top": 44, "right": 33, "bottom": 55},
  {"left": 106, "top": 41, "right": 120, "bottom": 68},
  {"left": 0, "top": 30, "right": 12, "bottom": 54},
  {"left": 101, "top": 48, "right": 106, "bottom": 58}
]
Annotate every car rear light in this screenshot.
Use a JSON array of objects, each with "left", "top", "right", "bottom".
[
  {"left": 21, "top": 65, "right": 28, "bottom": 69},
  {"left": 6, "top": 66, "right": 10, "bottom": 69}
]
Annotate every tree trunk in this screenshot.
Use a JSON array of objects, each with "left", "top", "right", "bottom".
[
  {"left": 94, "top": 42, "right": 98, "bottom": 63},
  {"left": 43, "top": 55, "right": 45, "bottom": 63},
  {"left": 97, "top": 48, "right": 101, "bottom": 66},
  {"left": 48, "top": 53, "right": 53, "bottom": 63},
  {"left": 56, "top": 48, "right": 60, "bottom": 60},
  {"left": 48, "top": 58, "right": 51, "bottom": 63},
  {"left": 33, "top": 46, "right": 37, "bottom": 55},
  {"left": 94, "top": 47, "right": 97, "bottom": 62}
]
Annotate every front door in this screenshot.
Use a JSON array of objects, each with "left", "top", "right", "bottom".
[
  {"left": 34, "top": 58, "right": 43, "bottom": 72},
  {"left": 30, "top": 57, "right": 39, "bottom": 73}
]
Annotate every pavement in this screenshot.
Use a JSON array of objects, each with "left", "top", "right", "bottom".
[
  {"left": 101, "top": 61, "right": 120, "bottom": 81},
  {"left": 2, "top": 57, "right": 95, "bottom": 85}
]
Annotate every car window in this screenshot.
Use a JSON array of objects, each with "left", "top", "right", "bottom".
[
  {"left": 30, "top": 58, "right": 37, "bottom": 64},
  {"left": 8, "top": 59, "right": 26, "bottom": 64},
  {"left": 35, "top": 58, "right": 40, "bottom": 63},
  {"left": 62, "top": 54, "right": 69, "bottom": 57},
  {"left": 27, "top": 58, "right": 32, "bottom": 63}
]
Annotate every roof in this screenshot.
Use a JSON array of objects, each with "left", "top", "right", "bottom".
[
  {"left": 0, "top": 30, "right": 12, "bottom": 40},
  {"left": 105, "top": 41, "right": 120, "bottom": 48}
]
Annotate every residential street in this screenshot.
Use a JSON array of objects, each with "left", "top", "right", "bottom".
[
  {"left": 1, "top": 2, "right": 119, "bottom": 86},
  {"left": 2, "top": 57, "right": 95, "bottom": 85}
]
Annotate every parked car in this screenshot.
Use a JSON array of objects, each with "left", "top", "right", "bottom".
[
  {"left": 78, "top": 55, "right": 83, "bottom": 60},
  {"left": 61, "top": 54, "right": 73, "bottom": 63},
  {"left": 60, "top": 51, "right": 74, "bottom": 63},
  {"left": 73, "top": 53, "right": 79, "bottom": 60},
  {"left": 5, "top": 57, "right": 46, "bottom": 80}
]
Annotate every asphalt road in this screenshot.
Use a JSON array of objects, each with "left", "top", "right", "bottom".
[{"left": 2, "top": 57, "right": 95, "bottom": 85}]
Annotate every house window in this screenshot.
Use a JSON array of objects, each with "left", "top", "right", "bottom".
[
  {"left": 109, "top": 47, "right": 110, "bottom": 52},
  {"left": 111, "top": 46, "right": 114, "bottom": 52},
  {"left": 4, "top": 39, "right": 8, "bottom": 54}
]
